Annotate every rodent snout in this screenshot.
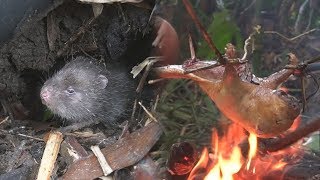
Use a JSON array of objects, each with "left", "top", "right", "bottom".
[{"left": 40, "top": 87, "right": 52, "bottom": 104}]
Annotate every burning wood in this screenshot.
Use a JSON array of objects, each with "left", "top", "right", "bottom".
[
  {"left": 179, "top": 116, "right": 320, "bottom": 180},
  {"left": 184, "top": 122, "right": 308, "bottom": 180},
  {"left": 167, "top": 142, "right": 198, "bottom": 176}
]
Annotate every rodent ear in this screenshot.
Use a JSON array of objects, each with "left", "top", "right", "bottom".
[{"left": 97, "top": 75, "right": 108, "bottom": 89}]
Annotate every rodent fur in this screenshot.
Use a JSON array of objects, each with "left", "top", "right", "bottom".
[{"left": 40, "top": 56, "right": 135, "bottom": 128}]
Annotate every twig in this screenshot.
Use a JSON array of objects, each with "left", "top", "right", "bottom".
[
  {"left": 130, "top": 57, "right": 160, "bottom": 124},
  {"left": 0, "top": 116, "right": 9, "bottom": 125},
  {"left": 189, "top": 34, "right": 196, "bottom": 60},
  {"left": 239, "top": 0, "right": 257, "bottom": 15},
  {"left": 131, "top": 98, "right": 139, "bottom": 123},
  {"left": 148, "top": 78, "right": 165, "bottom": 84},
  {"left": 138, "top": 102, "right": 158, "bottom": 123},
  {"left": 264, "top": 28, "right": 318, "bottom": 42},
  {"left": 305, "top": 9, "right": 314, "bottom": 32},
  {"left": 294, "top": 0, "right": 309, "bottom": 34},
  {"left": 305, "top": 55, "right": 320, "bottom": 65},
  {"left": 76, "top": 44, "right": 97, "bottom": 60},
  {"left": 241, "top": 34, "right": 253, "bottom": 61},
  {"left": 16, "top": 133, "right": 44, "bottom": 142},
  {"left": 182, "top": 0, "right": 225, "bottom": 64},
  {"left": 179, "top": 124, "right": 194, "bottom": 137},
  {"left": 284, "top": 55, "right": 320, "bottom": 70},
  {"left": 136, "top": 58, "right": 159, "bottom": 93},
  {"left": 241, "top": 32, "right": 254, "bottom": 61},
  {"left": 152, "top": 94, "right": 159, "bottom": 111},
  {"left": 0, "top": 129, "right": 44, "bottom": 141},
  {"left": 57, "top": 17, "right": 96, "bottom": 57}
]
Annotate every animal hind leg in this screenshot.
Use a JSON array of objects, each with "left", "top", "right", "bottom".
[{"left": 260, "top": 53, "right": 299, "bottom": 89}]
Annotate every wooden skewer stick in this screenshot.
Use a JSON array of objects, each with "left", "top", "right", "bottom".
[{"left": 182, "top": 0, "right": 225, "bottom": 64}]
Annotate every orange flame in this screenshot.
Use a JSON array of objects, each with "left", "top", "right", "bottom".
[
  {"left": 188, "top": 122, "right": 302, "bottom": 180},
  {"left": 246, "top": 133, "right": 257, "bottom": 170},
  {"left": 272, "top": 161, "right": 286, "bottom": 170},
  {"left": 188, "top": 148, "right": 209, "bottom": 180}
]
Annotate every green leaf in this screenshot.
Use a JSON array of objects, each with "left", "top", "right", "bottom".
[{"left": 197, "top": 10, "right": 243, "bottom": 59}]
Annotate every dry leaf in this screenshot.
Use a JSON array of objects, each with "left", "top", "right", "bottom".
[{"left": 130, "top": 57, "right": 161, "bottom": 78}]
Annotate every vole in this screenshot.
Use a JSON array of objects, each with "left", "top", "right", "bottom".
[
  {"left": 40, "top": 56, "right": 135, "bottom": 131},
  {"left": 40, "top": 16, "right": 180, "bottom": 132},
  {"left": 154, "top": 53, "right": 301, "bottom": 138}
]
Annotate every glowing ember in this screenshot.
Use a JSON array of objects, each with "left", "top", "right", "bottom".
[
  {"left": 188, "top": 121, "right": 303, "bottom": 180},
  {"left": 188, "top": 148, "right": 209, "bottom": 180}
]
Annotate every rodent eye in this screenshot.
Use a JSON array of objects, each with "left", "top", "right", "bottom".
[{"left": 66, "top": 88, "right": 75, "bottom": 95}]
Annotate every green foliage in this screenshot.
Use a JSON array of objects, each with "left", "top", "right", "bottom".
[{"left": 197, "top": 10, "right": 243, "bottom": 59}]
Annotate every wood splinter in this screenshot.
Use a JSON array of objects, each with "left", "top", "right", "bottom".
[
  {"left": 37, "top": 131, "right": 63, "bottom": 180},
  {"left": 91, "top": 145, "right": 113, "bottom": 176}
]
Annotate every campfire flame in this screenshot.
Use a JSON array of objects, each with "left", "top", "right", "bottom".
[
  {"left": 246, "top": 133, "right": 257, "bottom": 170},
  {"left": 188, "top": 120, "right": 303, "bottom": 180}
]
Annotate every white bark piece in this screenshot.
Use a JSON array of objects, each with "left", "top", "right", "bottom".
[{"left": 91, "top": 145, "right": 113, "bottom": 176}]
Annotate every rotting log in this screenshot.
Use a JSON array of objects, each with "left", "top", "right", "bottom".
[{"left": 62, "top": 122, "right": 162, "bottom": 180}]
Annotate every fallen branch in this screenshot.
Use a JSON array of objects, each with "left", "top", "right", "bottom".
[
  {"left": 62, "top": 122, "right": 162, "bottom": 179},
  {"left": 37, "top": 131, "right": 63, "bottom": 180},
  {"left": 264, "top": 28, "right": 318, "bottom": 43}
]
